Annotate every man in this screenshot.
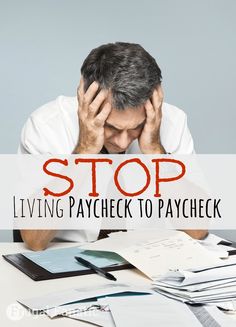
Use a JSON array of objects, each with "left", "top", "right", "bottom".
[{"left": 19, "top": 42, "right": 207, "bottom": 250}]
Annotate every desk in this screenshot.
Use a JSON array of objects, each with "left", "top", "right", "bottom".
[
  {"left": 1, "top": 243, "right": 236, "bottom": 327},
  {"left": 0, "top": 243, "right": 150, "bottom": 326}
]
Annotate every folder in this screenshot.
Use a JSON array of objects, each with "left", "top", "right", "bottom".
[{"left": 2, "top": 248, "right": 133, "bottom": 281}]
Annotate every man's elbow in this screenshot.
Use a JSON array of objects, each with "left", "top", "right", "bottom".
[
  {"left": 20, "top": 231, "right": 49, "bottom": 251},
  {"left": 183, "top": 229, "right": 208, "bottom": 240}
]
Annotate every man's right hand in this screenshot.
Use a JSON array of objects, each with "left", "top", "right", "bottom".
[{"left": 74, "top": 79, "right": 111, "bottom": 154}]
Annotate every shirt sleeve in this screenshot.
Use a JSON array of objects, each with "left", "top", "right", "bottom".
[
  {"left": 18, "top": 116, "right": 52, "bottom": 154},
  {"left": 172, "top": 113, "right": 195, "bottom": 154}
]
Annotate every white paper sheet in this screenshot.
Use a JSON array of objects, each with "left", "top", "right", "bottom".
[
  {"left": 106, "top": 294, "right": 202, "bottom": 327},
  {"left": 82, "top": 230, "right": 223, "bottom": 281},
  {"left": 158, "top": 263, "right": 236, "bottom": 286},
  {"left": 155, "top": 284, "right": 236, "bottom": 300},
  {"left": 199, "top": 233, "right": 232, "bottom": 246},
  {"left": 82, "top": 229, "right": 177, "bottom": 253},
  {"left": 154, "top": 277, "right": 236, "bottom": 292},
  {"left": 63, "top": 301, "right": 115, "bottom": 327},
  {"left": 67, "top": 311, "right": 115, "bottom": 327},
  {"left": 18, "top": 283, "right": 154, "bottom": 312}
]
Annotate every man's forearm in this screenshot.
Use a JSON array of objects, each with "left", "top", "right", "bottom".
[
  {"left": 183, "top": 229, "right": 208, "bottom": 240},
  {"left": 20, "top": 230, "right": 57, "bottom": 251}
]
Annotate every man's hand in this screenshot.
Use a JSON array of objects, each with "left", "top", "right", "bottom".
[
  {"left": 139, "top": 85, "right": 165, "bottom": 154},
  {"left": 73, "top": 79, "right": 111, "bottom": 154}
]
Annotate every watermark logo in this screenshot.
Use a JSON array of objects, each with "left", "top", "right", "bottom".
[
  {"left": 6, "top": 303, "right": 25, "bottom": 321},
  {"left": 6, "top": 303, "right": 41, "bottom": 321}
]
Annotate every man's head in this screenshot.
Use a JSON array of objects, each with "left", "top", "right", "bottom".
[{"left": 80, "top": 42, "right": 162, "bottom": 153}]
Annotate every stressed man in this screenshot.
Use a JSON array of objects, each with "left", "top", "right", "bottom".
[{"left": 19, "top": 42, "right": 207, "bottom": 250}]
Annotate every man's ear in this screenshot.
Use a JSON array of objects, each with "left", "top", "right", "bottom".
[{"left": 157, "top": 84, "right": 164, "bottom": 99}]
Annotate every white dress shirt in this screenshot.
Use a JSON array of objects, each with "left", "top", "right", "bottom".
[{"left": 18, "top": 95, "right": 194, "bottom": 242}]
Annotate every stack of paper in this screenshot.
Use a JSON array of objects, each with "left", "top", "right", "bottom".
[
  {"left": 17, "top": 231, "right": 236, "bottom": 325},
  {"left": 82, "top": 230, "right": 236, "bottom": 311},
  {"left": 153, "top": 255, "right": 236, "bottom": 309}
]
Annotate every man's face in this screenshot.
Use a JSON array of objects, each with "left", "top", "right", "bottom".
[{"left": 103, "top": 105, "right": 146, "bottom": 153}]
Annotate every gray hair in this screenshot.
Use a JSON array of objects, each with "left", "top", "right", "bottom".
[{"left": 81, "top": 42, "right": 162, "bottom": 109}]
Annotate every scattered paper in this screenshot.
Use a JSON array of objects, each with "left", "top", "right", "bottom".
[{"left": 18, "top": 283, "right": 154, "bottom": 312}]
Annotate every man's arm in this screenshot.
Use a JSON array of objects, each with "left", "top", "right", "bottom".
[
  {"left": 138, "top": 86, "right": 208, "bottom": 240},
  {"left": 20, "top": 79, "right": 111, "bottom": 251}
]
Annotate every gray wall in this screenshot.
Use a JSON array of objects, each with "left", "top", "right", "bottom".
[{"left": 1, "top": 0, "right": 235, "bottom": 241}]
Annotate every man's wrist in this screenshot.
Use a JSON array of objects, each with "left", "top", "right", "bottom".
[
  {"left": 73, "top": 143, "right": 101, "bottom": 154},
  {"left": 152, "top": 143, "right": 166, "bottom": 154},
  {"left": 73, "top": 144, "right": 88, "bottom": 154},
  {"left": 143, "top": 143, "right": 166, "bottom": 154}
]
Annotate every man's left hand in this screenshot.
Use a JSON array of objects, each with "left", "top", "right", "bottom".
[{"left": 139, "top": 85, "right": 166, "bottom": 154}]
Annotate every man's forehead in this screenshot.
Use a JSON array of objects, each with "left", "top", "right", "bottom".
[{"left": 106, "top": 105, "right": 146, "bottom": 129}]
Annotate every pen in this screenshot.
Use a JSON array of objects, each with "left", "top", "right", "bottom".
[{"left": 74, "top": 256, "right": 117, "bottom": 281}]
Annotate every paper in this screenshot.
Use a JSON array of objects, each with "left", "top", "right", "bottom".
[
  {"left": 81, "top": 229, "right": 178, "bottom": 253},
  {"left": 67, "top": 311, "right": 114, "bottom": 327},
  {"left": 118, "top": 233, "right": 223, "bottom": 280},
  {"left": 154, "top": 277, "right": 236, "bottom": 292},
  {"left": 59, "top": 301, "right": 115, "bottom": 327},
  {"left": 198, "top": 233, "right": 234, "bottom": 258},
  {"left": 155, "top": 283, "right": 236, "bottom": 301},
  {"left": 82, "top": 230, "right": 222, "bottom": 280},
  {"left": 153, "top": 287, "right": 236, "bottom": 305},
  {"left": 18, "top": 283, "right": 154, "bottom": 312},
  {"left": 106, "top": 294, "right": 202, "bottom": 327},
  {"left": 200, "top": 233, "right": 232, "bottom": 246},
  {"left": 22, "top": 246, "right": 126, "bottom": 273},
  {"left": 153, "top": 260, "right": 236, "bottom": 305},
  {"left": 158, "top": 263, "right": 236, "bottom": 286}
]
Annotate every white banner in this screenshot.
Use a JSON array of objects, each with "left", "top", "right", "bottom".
[{"left": 0, "top": 154, "right": 235, "bottom": 230}]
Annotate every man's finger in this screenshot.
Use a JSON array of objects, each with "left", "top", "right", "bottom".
[
  {"left": 151, "top": 86, "right": 163, "bottom": 110},
  {"left": 81, "top": 81, "right": 100, "bottom": 113},
  {"left": 77, "top": 78, "right": 84, "bottom": 107},
  {"left": 94, "top": 103, "right": 112, "bottom": 127},
  {"left": 88, "top": 89, "right": 109, "bottom": 119},
  {"left": 144, "top": 99, "right": 156, "bottom": 124}
]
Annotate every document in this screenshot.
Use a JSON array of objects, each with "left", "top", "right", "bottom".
[
  {"left": 82, "top": 230, "right": 222, "bottom": 280},
  {"left": 18, "top": 283, "right": 154, "bottom": 312}
]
